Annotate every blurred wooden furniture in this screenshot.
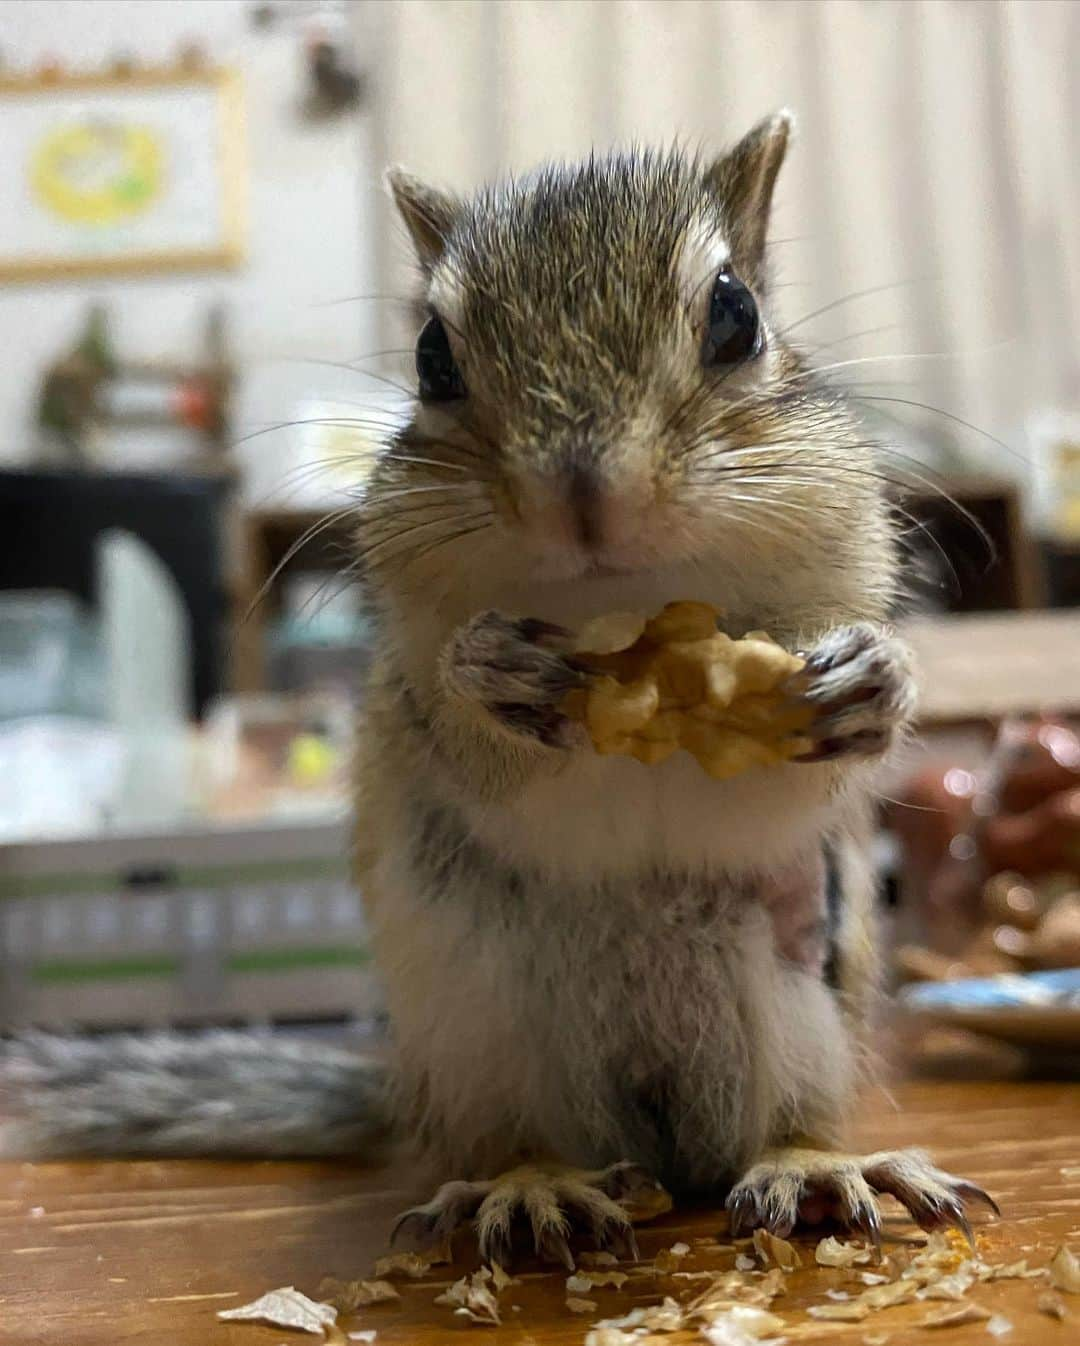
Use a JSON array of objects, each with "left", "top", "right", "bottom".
[
  {"left": 901, "top": 475, "right": 1041, "bottom": 613},
  {"left": 231, "top": 508, "right": 358, "bottom": 692},
  {"left": 2, "top": 1079, "right": 1075, "bottom": 1345},
  {"left": 903, "top": 610, "right": 1080, "bottom": 727},
  {"left": 1042, "top": 539, "right": 1080, "bottom": 608}
]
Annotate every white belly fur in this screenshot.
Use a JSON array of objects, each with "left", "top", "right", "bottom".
[
  {"left": 372, "top": 837, "right": 855, "bottom": 1187},
  {"left": 465, "top": 747, "right": 842, "bottom": 880}
]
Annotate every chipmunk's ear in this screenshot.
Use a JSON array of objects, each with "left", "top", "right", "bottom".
[
  {"left": 386, "top": 167, "right": 461, "bottom": 269},
  {"left": 704, "top": 110, "right": 794, "bottom": 279}
]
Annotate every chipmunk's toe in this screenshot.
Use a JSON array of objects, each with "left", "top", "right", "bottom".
[
  {"left": 861, "top": 1150, "right": 1000, "bottom": 1247},
  {"left": 792, "top": 623, "right": 915, "bottom": 762},
  {"left": 727, "top": 1146, "right": 998, "bottom": 1251},
  {"left": 392, "top": 1160, "right": 669, "bottom": 1268},
  {"left": 391, "top": 1178, "right": 489, "bottom": 1251},
  {"left": 443, "top": 611, "right": 587, "bottom": 746},
  {"left": 728, "top": 1151, "right": 882, "bottom": 1248},
  {"left": 474, "top": 1161, "right": 661, "bottom": 1267}
]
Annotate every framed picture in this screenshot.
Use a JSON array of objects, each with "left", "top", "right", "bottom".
[{"left": 0, "top": 67, "right": 245, "bottom": 282}]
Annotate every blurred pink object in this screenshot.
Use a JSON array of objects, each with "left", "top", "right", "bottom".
[{"left": 888, "top": 716, "right": 1080, "bottom": 972}]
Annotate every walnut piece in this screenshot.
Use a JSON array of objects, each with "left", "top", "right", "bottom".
[{"left": 563, "top": 602, "right": 812, "bottom": 780}]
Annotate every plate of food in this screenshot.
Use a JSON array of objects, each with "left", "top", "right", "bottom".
[{"left": 899, "top": 968, "right": 1080, "bottom": 1049}]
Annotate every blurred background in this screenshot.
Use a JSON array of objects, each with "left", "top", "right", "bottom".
[{"left": 0, "top": 1, "right": 1077, "bottom": 1067}]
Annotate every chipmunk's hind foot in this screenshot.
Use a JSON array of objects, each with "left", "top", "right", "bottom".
[
  {"left": 392, "top": 1160, "right": 670, "bottom": 1268},
  {"left": 727, "top": 1146, "right": 999, "bottom": 1249}
]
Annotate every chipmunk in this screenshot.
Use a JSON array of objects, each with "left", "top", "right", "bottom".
[{"left": 3, "top": 113, "right": 996, "bottom": 1265}]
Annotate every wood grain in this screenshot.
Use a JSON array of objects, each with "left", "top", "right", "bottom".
[{"left": 2, "top": 1081, "right": 1077, "bottom": 1346}]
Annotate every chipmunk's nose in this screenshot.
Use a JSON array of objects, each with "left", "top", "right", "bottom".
[{"left": 509, "top": 452, "right": 653, "bottom": 557}]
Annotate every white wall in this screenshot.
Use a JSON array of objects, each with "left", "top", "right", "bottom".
[
  {"left": 365, "top": 0, "right": 1080, "bottom": 482},
  {"left": 0, "top": 0, "right": 382, "bottom": 501}
]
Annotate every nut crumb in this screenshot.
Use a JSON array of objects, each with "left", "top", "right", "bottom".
[
  {"left": 1038, "top": 1292, "right": 1067, "bottom": 1321},
  {"left": 371, "top": 1252, "right": 430, "bottom": 1280},
  {"left": 920, "top": 1303, "right": 991, "bottom": 1329},
  {"left": 752, "top": 1227, "right": 801, "bottom": 1271},
  {"left": 816, "top": 1235, "right": 873, "bottom": 1267},
  {"left": 917, "top": 1269, "right": 976, "bottom": 1301},
  {"left": 583, "top": 1270, "right": 628, "bottom": 1289},
  {"left": 434, "top": 1269, "right": 501, "bottom": 1326},
  {"left": 579, "top": 1251, "right": 618, "bottom": 1268},
  {"left": 317, "top": 1278, "right": 399, "bottom": 1311},
  {"left": 1050, "top": 1245, "right": 1080, "bottom": 1294},
  {"left": 490, "top": 1262, "right": 519, "bottom": 1293},
  {"left": 700, "top": 1305, "right": 786, "bottom": 1342},
  {"left": 808, "top": 1301, "right": 870, "bottom": 1321},
  {"left": 861, "top": 1281, "right": 917, "bottom": 1312},
  {"left": 218, "top": 1287, "right": 336, "bottom": 1335}
]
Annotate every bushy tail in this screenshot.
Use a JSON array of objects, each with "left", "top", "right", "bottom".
[{"left": 0, "top": 1031, "right": 391, "bottom": 1159}]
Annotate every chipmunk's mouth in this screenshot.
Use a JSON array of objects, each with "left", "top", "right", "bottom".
[
  {"left": 583, "top": 560, "right": 639, "bottom": 579},
  {"left": 516, "top": 510, "right": 701, "bottom": 583}
]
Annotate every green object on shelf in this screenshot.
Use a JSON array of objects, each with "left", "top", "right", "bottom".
[
  {"left": 33, "top": 954, "right": 180, "bottom": 985},
  {"left": 30, "top": 945, "right": 370, "bottom": 985},
  {"left": 226, "top": 945, "right": 370, "bottom": 974}
]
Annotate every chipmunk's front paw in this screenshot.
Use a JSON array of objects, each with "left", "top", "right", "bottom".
[
  {"left": 391, "top": 1161, "right": 670, "bottom": 1268},
  {"left": 442, "top": 611, "right": 587, "bottom": 746},
  {"left": 794, "top": 623, "right": 915, "bottom": 762},
  {"left": 727, "top": 1147, "right": 999, "bottom": 1249}
]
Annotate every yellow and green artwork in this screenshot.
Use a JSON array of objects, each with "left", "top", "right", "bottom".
[
  {"left": 31, "top": 120, "right": 165, "bottom": 227},
  {"left": 0, "top": 68, "right": 244, "bottom": 281}
]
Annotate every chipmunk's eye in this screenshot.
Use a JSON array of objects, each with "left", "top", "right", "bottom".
[
  {"left": 703, "top": 267, "right": 762, "bottom": 368},
  {"left": 416, "top": 315, "right": 466, "bottom": 402}
]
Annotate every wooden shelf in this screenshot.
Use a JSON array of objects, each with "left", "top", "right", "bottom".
[{"left": 230, "top": 508, "right": 360, "bottom": 692}]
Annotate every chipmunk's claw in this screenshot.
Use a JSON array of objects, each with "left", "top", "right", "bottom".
[
  {"left": 727, "top": 1188, "right": 760, "bottom": 1238},
  {"left": 850, "top": 1198, "right": 884, "bottom": 1254},
  {"left": 862, "top": 1152, "right": 999, "bottom": 1250},
  {"left": 536, "top": 1226, "right": 575, "bottom": 1270},
  {"left": 391, "top": 1161, "right": 664, "bottom": 1269},
  {"left": 727, "top": 1147, "right": 996, "bottom": 1251},
  {"left": 955, "top": 1179, "right": 1001, "bottom": 1219}
]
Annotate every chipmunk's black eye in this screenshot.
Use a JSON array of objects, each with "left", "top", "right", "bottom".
[
  {"left": 416, "top": 315, "right": 466, "bottom": 402},
  {"left": 703, "top": 267, "right": 762, "bottom": 368}
]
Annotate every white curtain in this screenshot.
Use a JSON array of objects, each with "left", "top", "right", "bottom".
[{"left": 355, "top": 0, "right": 1080, "bottom": 477}]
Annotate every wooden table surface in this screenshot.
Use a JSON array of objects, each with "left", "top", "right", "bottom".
[{"left": 3, "top": 1079, "right": 1077, "bottom": 1346}]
